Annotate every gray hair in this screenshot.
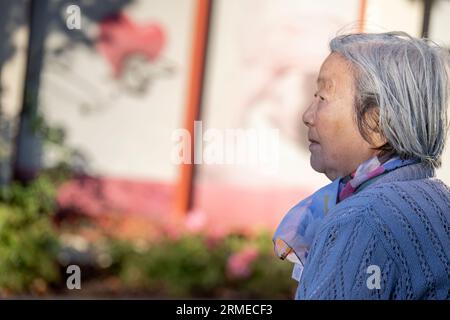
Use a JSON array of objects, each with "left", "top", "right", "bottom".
[{"left": 329, "top": 31, "right": 450, "bottom": 168}]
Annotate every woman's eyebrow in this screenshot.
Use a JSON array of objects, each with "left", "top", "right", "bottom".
[{"left": 317, "top": 77, "right": 334, "bottom": 92}]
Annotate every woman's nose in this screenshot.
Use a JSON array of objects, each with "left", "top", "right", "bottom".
[{"left": 302, "top": 103, "right": 315, "bottom": 127}]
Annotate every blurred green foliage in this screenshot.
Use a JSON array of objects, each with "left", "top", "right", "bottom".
[
  {"left": 0, "top": 175, "right": 61, "bottom": 295},
  {"left": 0, "top": 174, "right": 296, "bottom": 298},
  {"left": 105, "top": 232, "right": 296, "bottom": 299}
]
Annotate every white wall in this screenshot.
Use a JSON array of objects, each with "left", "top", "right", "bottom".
[{"left": 40, "top": 0, "right": 196, "bottom": 182}]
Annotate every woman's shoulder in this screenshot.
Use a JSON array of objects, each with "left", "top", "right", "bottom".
[
  {"left": 323, "top": 178, "right": 450, "bottom": 237},
  {"left": 306, "top": 177, "right": 450, "bottom": 299},
  {"left": 319, "top": 177, "right": 450, "bottom": 259}
]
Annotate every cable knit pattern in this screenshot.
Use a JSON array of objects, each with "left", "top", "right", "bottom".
[{"left": 296, "top": 163, "right": 450, "bottom": 300}]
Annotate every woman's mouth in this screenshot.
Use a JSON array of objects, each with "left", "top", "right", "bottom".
[{"left": 308, "top": 139, "right": 320, "bottom": 151}]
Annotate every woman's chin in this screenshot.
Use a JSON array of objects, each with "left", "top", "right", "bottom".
[
  {"left": 309, "top": 155, "right": 323, "bottom": 174},
  {"left": 310, "top": 157, "right": 336, "bottom": 180}
]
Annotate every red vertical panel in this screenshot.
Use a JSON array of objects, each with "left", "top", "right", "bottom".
[{"left": 173, "top": 0, "right": 211, "bottom": 220}]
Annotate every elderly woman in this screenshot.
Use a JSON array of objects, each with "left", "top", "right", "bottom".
[{"left": 273, "top": 32, "right": 450, "bottom": 300}]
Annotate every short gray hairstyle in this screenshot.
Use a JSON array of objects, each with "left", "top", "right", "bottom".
[{"left": 330, "top": 31, "right": 450, "bottom": 168}]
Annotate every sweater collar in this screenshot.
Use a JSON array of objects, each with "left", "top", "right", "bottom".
[{"left": 362, "top": 162, "right": 435, "bottom": 189}]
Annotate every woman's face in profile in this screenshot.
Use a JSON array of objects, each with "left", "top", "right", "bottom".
[{"left": 302, "top": 53, "right": 380, "bottom": 180}]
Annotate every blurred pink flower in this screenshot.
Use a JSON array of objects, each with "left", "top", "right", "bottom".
[
  {"left": 226, "top": 246, "right": 260, "bottom": 279},
  {"left": 185, "top": 209, "right": 207, "bottom": 233}
]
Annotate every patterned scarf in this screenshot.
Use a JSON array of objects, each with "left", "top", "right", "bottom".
[{"left": 272, "top": 155, "right": 418, "bottom": 281}]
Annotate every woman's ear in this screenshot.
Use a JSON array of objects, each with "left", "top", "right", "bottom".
[
  {"left": 362, "top": 107, "right": 388, "bottom": 148},
  {"left": 369, "top": 130, "right": 388, "bottom": 149}
]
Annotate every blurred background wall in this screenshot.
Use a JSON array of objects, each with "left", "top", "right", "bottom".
[{"left": 1, "top": 0, "right": 450, "bottom": 236}]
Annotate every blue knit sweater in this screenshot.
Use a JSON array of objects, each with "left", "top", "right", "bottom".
[{"left": 296, "top": 162, "right": 450, "bottom": 300}]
